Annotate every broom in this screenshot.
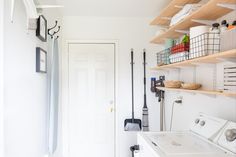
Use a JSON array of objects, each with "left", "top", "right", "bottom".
[
  {"left": 124, "top": 49, "right": 142, "bottom": 131},
  {"left": 142, "top": 49, "right": 149, "bottom": 131}
]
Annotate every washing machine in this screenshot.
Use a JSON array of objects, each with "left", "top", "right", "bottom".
[{"left": 136, "top": 113, "right": 236, "bottom": 157}]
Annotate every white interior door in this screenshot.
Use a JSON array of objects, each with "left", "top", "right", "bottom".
[{"left": 68, "top": 43, "right": 115, "bottom": 157}]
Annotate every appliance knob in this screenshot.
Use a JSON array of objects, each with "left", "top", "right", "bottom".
[
  {"left": 200, "top": 121, "right": 205, "bottom": 126},
  {"left": 195, "top": 119, "right": 200, "bottom": 124},
  {"left": 225, "top": 129, "right": 236, "bottom": 142}
]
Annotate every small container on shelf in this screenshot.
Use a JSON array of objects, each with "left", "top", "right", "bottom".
[
  {"left": 208, "top": 23, "right": 220, "bottom": 55},
  {"left": 227, "top": 21, "right": 236, "bottom": 30},
  {"left": 220, "top": 20, "right": 229, "bottom": 33},
  {"left": 181, "top": 83, "right": 201, "bottom": 90},
  {"left": 220, "top": 28, "right": 236, "bottom": 52},
  {"left": 164, "top": 81, "right": 182, "bottom": 88}
]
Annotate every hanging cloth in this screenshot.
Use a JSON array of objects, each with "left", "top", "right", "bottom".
[{"left": 48, "top": 37, "right": 59, "bottom": 155}]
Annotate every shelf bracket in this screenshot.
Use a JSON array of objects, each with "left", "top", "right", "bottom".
[
  {"left": 192, "top": 19, "right": 216, "bottom": 26},
  {"left": 217, "top": 3, "right": 236, "bottom": 10},
  {"left": 175, "top": 29, "right": 190, "bottom": 34},
  {"left": 213, "top": 64, "right": 217, "bottom": 91},
  {"left": 193, "top": 66, "right": 196, "bottom": 83}
]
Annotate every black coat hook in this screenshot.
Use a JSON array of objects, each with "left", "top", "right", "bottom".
[
  {"left": 48, "top": 21, "right": 58, "bottom": 33},
  {"left": 47, "top": 21, "right": 61, "bottom": 39},
  {"left": 52, "top": 26, "right": 61, "bottom": 36}
]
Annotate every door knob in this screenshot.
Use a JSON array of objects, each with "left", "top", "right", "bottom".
[
  {"left": 225, "top": 129, "right": 236, "bottom": 142},
  {"left": 109, "top": 107, "right": 114, "bottom": 113},
  {"left": 108, "top": 100, "right": 114, "bottom": 113}
]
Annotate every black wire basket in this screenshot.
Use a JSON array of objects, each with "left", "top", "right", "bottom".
[
  {"left": 156, "top": 32, "right": 220, "bottom": 66},
  {"left": 157, "top": 48, "right": 171, "bottom": 66},
  {"left": 189, "top": 32, "right": 220, "bottom": 59}
]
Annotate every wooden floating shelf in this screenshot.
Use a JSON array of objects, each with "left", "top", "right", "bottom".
[
  {"left": 150, "top": 0, "right": 201, "bottom": 26},
  {"left": 151, "top": 0, "right": 236, "bottom": 44},
  {"left": 152, "top": 49, "right": 236, "bottom": 70},
  {"left": 157, "top": 87, "right": 236, "bottom": 97}
]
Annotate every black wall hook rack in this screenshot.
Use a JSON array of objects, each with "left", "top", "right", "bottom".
[
  {"left": 52, "top": 26, "right": 61, "bottom": 36},
  {"left": 48, "top": 21, "right": 58, "bottom": 32},
  {"left": 48, "top": 21, "right": 61, "bottom": 39}
]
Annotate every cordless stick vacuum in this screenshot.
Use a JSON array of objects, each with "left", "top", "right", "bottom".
[
  {"left": 142, "top": 49, "right": 149, "bottom": 132},
  {"left": 124, "top": 49, "right": 142, "bottom": 131},
  {"left": 151, "top": 76, "right": 165, "bottom": 131}
]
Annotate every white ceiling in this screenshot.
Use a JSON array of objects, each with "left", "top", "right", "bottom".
[{"left": 52, "top": 0, "right": 172, "bottom": 17}]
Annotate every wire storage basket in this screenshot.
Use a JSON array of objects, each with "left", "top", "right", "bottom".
[
  {"left": 189, "top": 32, "right": 220, "bottom": 59},
  {"left": 156, "top": 32, "right": 220, "bottom": 67},
  {"left": 157, "top": 43, "right": 189, "bottom": 65},
  {"left": 157, "top": 49, "right": 170, "bottom": 66}
]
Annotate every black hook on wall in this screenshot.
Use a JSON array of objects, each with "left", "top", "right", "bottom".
[
  {"left": 48, "top": 21, "right": 61, "bottom": 39},
  {"left": 52, "top": 26, "right": 61, "bottom": 36},
  {"left": 48, "top": 21, "right": 58, "bottom": 32}
]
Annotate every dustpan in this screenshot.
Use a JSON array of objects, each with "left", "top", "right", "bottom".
[{"left": 124, "top": 49, "right": 142, "bottom": 131}]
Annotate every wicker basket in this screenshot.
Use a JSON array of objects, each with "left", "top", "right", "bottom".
[
  {"left": 164, "top": 81, "right": 182, "bottom": 88},
  {"left": 181, "top": 83, "right": 201, "bottom": 90}
]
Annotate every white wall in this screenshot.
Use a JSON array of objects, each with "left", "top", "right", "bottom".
[
  {"left": 3, "top": 1, "right": 62, "bottom": 157},
  {"left": 0, "top": 0, "right": 5, "bottom": 156},
  {"left": 61, "top": 16, "right": 162, "bottom": 157}
]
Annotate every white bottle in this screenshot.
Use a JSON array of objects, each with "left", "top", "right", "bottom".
[
  {"left": 208, "top": 23, "right": 220, "bottom": 55},
  {"left": 220, "top": 20, "right": 228, "bottom": 33}
]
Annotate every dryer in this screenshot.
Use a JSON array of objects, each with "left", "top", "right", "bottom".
[{"left": 136, "top": 113, "right": 236, "bottom": 157}]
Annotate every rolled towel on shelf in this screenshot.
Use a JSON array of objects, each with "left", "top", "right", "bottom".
[
  {"left": 169, "top": 52, "right": 188, "bottom": 64},
  {"left": 170, "top": 4, "right": 202, "bottom": 26}
]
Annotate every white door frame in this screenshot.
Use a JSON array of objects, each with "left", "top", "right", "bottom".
[
  {"left": 0, "top": 0, "right": 4, "bottom": 156},
  {"left": 61, "top": 40, "right": 119, "bottom": 157}
]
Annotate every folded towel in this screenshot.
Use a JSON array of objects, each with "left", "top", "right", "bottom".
[
  {"left": 170, "top": 4, "right": 201, "bottom": 26},
  {"left": 169, "top": 51, "right": 188, "bottom": 63}
]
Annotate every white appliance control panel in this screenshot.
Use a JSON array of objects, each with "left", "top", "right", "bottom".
[
  {"left": 218, "top": 122, "right": 236, "bottom": 154},
  {"left": 190, "top": 113, "right": 228, "bottom": 140}
]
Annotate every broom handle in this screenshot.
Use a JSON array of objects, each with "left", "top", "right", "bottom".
[
  {"left": 143, "top": 49, "right": 147, "bottom": 108},
  {"left": 131, "top": 49, "right": 135, "bottom": 121}
]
